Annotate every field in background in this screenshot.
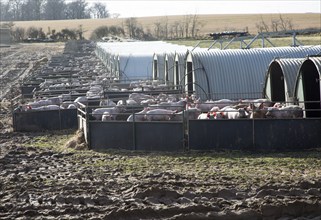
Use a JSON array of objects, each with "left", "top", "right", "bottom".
[
  {"left": 170, "top": 35, "right": 321, "bottom": 49},
  {"left": 8, "top": 13, "right": 321, "bottom": 40}
]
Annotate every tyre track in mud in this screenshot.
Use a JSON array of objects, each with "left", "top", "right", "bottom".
[{"left": 1, "top": 142, "right": 321, "bottom": 219}]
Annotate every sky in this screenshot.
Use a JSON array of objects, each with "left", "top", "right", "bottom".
[{"left": 87, "top": 0, "right": 321, "bottom": 18}]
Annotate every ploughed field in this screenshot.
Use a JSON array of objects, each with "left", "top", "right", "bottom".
[{"left": 1, "top": 43, "right": 321, "bottom": 219}]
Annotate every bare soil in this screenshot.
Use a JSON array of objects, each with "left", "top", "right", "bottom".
[
  {"left": 0, "top": 43, "right": 321, "bottom": 219},
  {"left": 1, "top": 131, "right": 321, "bottom": 219}
]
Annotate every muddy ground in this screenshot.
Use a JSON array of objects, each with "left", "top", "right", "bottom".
[
  {"left": 1, "top": 130, "right": 321, "bottom": 220},
  {"left": 1, "top": 43, "right": 321, "bottom": 219}
]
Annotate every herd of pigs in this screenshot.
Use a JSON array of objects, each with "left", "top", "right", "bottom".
[
  {"left": 15, "top": 40, "right": 304, "bottom": 125},
  {"left": 16, "top": 89, "right": 303, "bottom": 122}
]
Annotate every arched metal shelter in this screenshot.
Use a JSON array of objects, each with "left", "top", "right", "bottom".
[
  {"left": 294, "top": 56, "right": 321, "bottom": 118},
  {"left": 185, "top": 46, "right": 321, "bottom": 100},
  {"left": 96, "top": 41, "right": 174, "bottom": 81},
  {"left": 152, "top": 45, "right": 193, "bottom": 82},
  {"left": 263, "top": 58, "right": 304, "bottom": 104}
]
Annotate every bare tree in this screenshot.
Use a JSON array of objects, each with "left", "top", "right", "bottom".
[
  {"left": 43, "top": 0, "right": 66, "bottom": 20},
  {"left": 90, "top": 26, "right": 109, "bottom": 40},
  {"left": 162, "top": 16, "right": 168, "bottom": 39},
  {"left": 21, "top": 0, "right": 45, "bottom": 20},
  {"left": 0, "top": 0, "right": 11, "bottom": 21},
  {"left": 279, "top": 14, "right": 294, "bottom": 31},
  {"left": 178, "top": 22, "right": 185, "bottom": 38},
  {"left": 170, "top": 21, "right": 180, "bottom": 39},
  {"left": 153, "top": 22, "right": 162, "bottom": 39},
  {"left": 109, "top": 25, "right": 124, "bottom": 36},
  {"left": 255, "top": 16, "right": 270, "bottom": 33},
  {"left": 183, "top": 14, "right": 193, "bottom": 38},
  {"left": 65, "top": 0, "right": 90, "bottom": 19},
  {"left": 271, "top": 18, "right": 280, "bottom": 32},
  {"left": 125, "top": 17, "right": 138, "bottom": 38},
  {"left": 190, "top": 13, "right": 203, "bottom": 38},
  {"left": 256, "top": 14, "right": 294, "bottom": 33},
  {"left": 90, "top": 2, "right": 109, "bottom": 19},
  {"left": 11, "top": 27, "right": 25, "bottom": 41},
  {"left": 9, "top": 0, "right": 23, "bottom": 21}
]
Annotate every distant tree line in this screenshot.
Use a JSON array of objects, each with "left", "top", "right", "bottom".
[
  {"left": 0, "top": 0, "right": 109, "bottom": 21},
  {"left": 2, "top": 13, "right": 204, "bottom": 42},
  {"left": 1, "top": 21, "right": 86, "bottom": 42},
  {"left": 91, "top": 16, "right": 204, "bottom": 41}
]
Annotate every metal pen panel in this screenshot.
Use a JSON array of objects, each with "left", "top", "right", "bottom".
[
  {"left": 254, "top": 118, "right": 321, "bottom": 150},
  {"left": 13, "top": 109, "right": 77, "bottom": 132},
  {"left": 89, "top": 121, "right": 134, "bottom": 150},
  {"left": 188, "top": 119, "right": 253, "bottom": 150},
  {"left": 135, "top": 122, "right": 184, "bottom": 151}
]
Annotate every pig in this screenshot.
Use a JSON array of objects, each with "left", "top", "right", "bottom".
[
  {"left": 126, "top": 108, "right": 150, "bottom": 122},
  {"left": 265, "top": 105, "right": 303, "bottom": 118},
  {"left": 144, "top": 109, "right": 176, "bottom": 121},
  {"left": 91, "top": 106, "right": 125, "bottom": 120},
  {"left": 221, "top": 107, "right": 249, "bottom": 119},
  {"left": 171, "top": 108, "right": 202, "bottom": 121}
]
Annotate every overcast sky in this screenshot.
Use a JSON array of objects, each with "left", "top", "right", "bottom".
[{"left": 88, "top": 0, "right": 321, "bottom": 18}]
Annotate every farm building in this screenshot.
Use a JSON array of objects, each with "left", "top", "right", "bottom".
[
  {"left": 96, "top": 41, "right": 174, "bottom": 80},
  {"left": 155, "top": 47, "right": 213, "bottom": 85},
  {"left": 173, "top": 51, "right": 190, "bottom": 87},
  {"left": 0, "top": 28, "right": 11, "bottom": 45},
  {"left": 152, "top": 45, "right": 194, "bottom": 82},
  {"left": 96, "top": 41, "right": 195, "bottom": 81},
  {"left": 294, "top": 56, "right": 321, "bottom": 118},
  {"left": 263, "top": 58, "right": 304, "bottom": 104},
  {"left": 164, "top": 53, "right": 175, "bottom": 84},
  {"left": 185, "top": 46, "right": 321, "bottom": 100}
]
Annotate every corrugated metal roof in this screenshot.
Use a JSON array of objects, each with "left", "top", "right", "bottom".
[
  {"left": 174, "top": 52, "right": 187, "bottom": 85},
  {"left": 186, "top": 45, "right": 321, "bottom": 100},
  {"left": 294, "top": 56, "right": 321, "bottom": 117},
  {"left": 153, "top": 53, "right": 166, "bottom": 81},
  {"left": 264, "top": 58, "right": 304, "bottom": 102},
  {"left": 152, "top": 45, "right": 194, "bottom": 81},
  {"left": 96, "top": 41, "right": 193, "bottom": 81},
  {"left": 118, "top": 54, "right": 154, "bottom": 80},
  {"left": 165, "top": 53, "right": 175, "bottom": 84},
  {"left": 305, "top": 56, "right": 321, "bottom": 74}
]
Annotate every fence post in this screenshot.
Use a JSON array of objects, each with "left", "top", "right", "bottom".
[
  {"left": 85, "top": 105, "right": 91, "bottom": 149},
  {"left": 133, "top": 112, "right": 136, "bottom": 151},
  {"left": 252, "top": 118, "right": 255, "bottom": 149},
  {"left": 58, "top": 108, "right": 62, "bottom": 130},
  {"left": 183, "top": 110, "right": 187, "bottom": 152}
]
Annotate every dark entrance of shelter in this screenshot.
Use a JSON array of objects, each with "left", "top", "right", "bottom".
[
  {"left": 175, "top": 61, "right": 179, "bottom": 85},
  {"left": 270, "top": 63, "right": 286, "bottom": 102},
  {"left": 301, "top": 60, "right": 321, "bottom": 118},
  {"left": 165, "top": 59, "right": 169, "bottom": 82},
  {"left": 153, "top": 59, "right": 158, "bottom": 79},
  {"left": 186, "top": 61, "right": 193, "bottom": 95}
]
